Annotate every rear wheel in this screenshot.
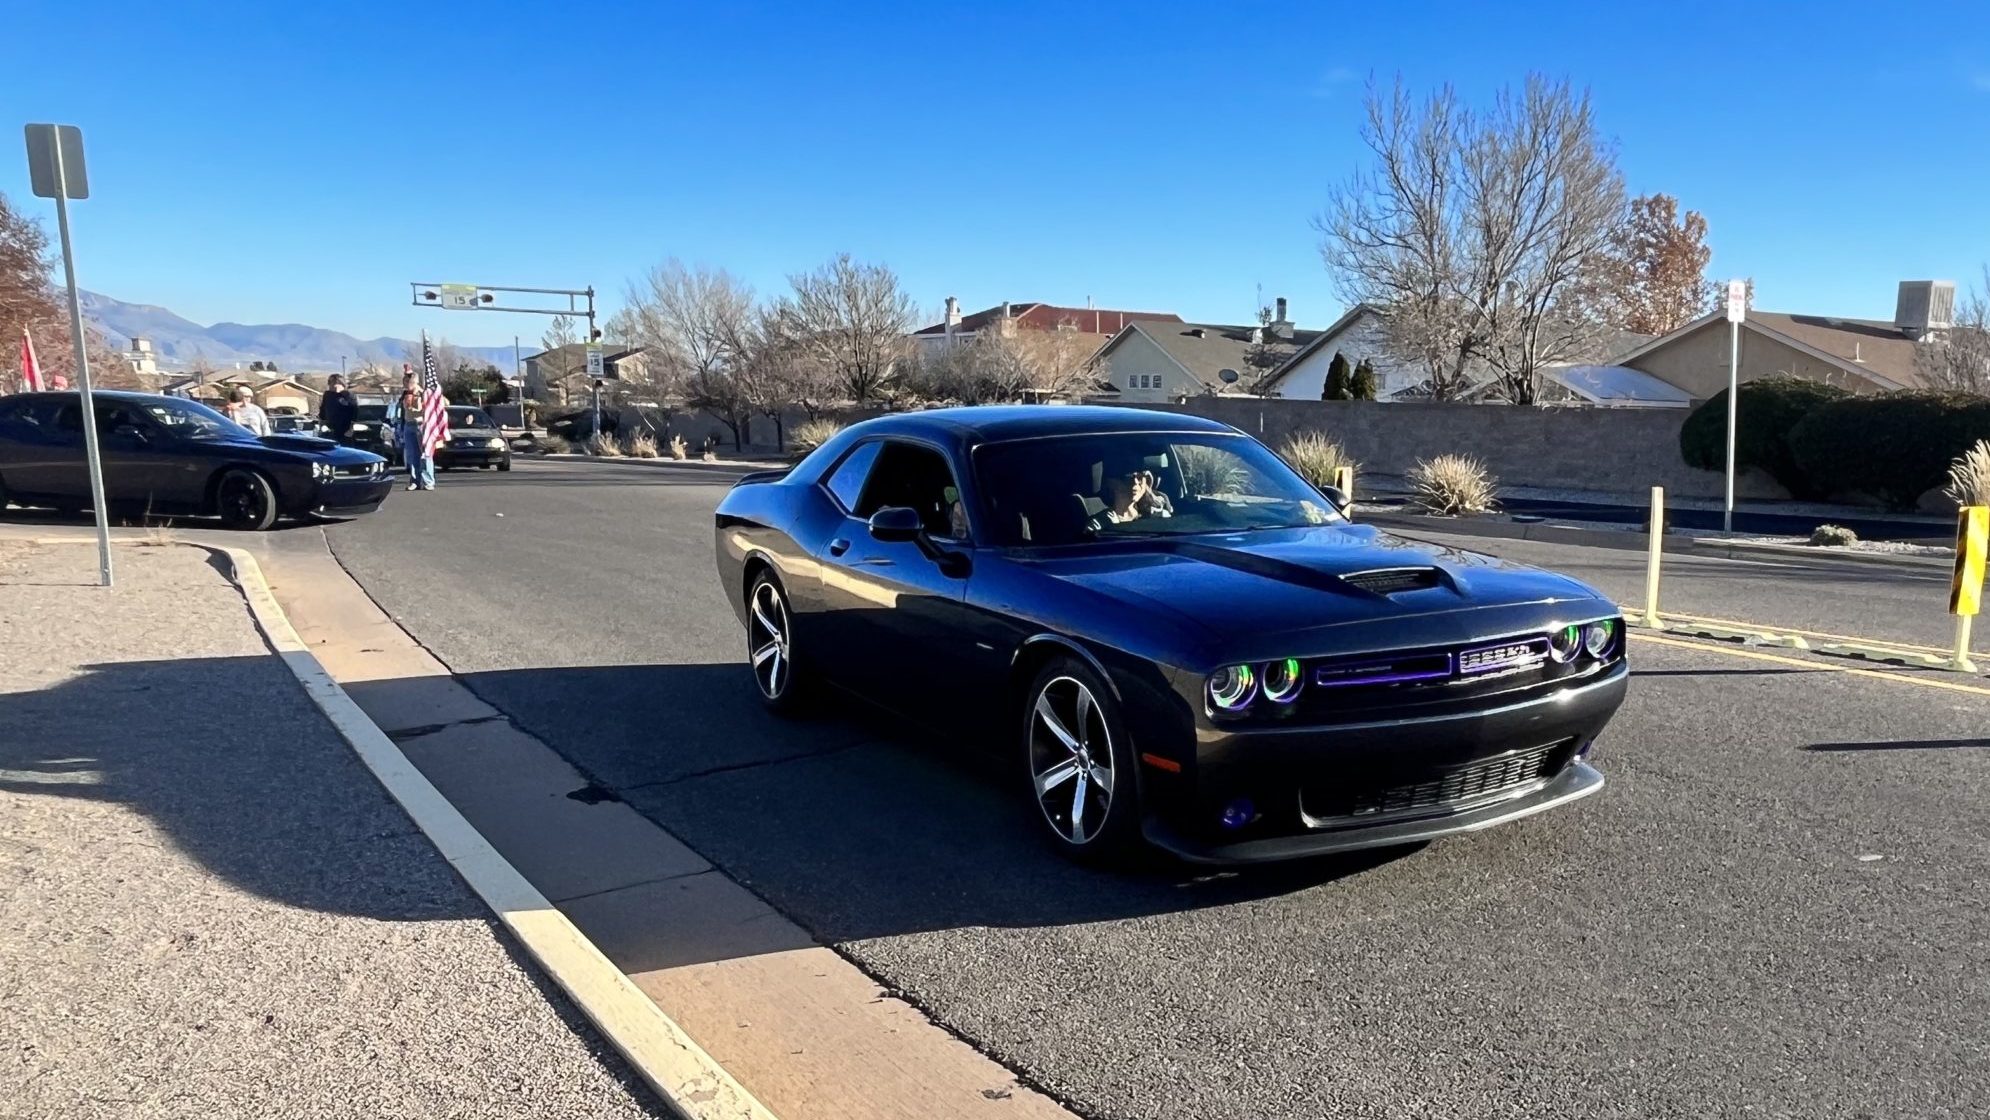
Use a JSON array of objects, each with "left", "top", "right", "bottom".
[
  {"left": 746, "top": 571, "right": 806, "bottom": 714},
  {"left": 498, "top": 459, "right": 512, "bottom": 472},
  {"left": 1024, "top": 657, "right": 1140, "bottom": 863},
  {"left": 215, "top": 469, "right": 278, "bottom": 531}
]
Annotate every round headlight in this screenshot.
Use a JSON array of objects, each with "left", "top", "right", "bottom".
[
  {"left": 1548, "top": 624, "right": 1582, "bottom": 663},
  {"left": 1583, "top": 619, "right": 1618, "bottom": 659},
  {"left": 1208, "top": 664, "right": 1257, "bottom": 711},
  {"left": 1261, "top": 657, "right": 1304, "bottom": 703},
  {"left": 487, "top": 436, "right": 505, "bottom": 449}
]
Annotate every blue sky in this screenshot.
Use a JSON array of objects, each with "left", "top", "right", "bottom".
[{"left": 6, "top": 0, "right": 1988, "bottom": 346}]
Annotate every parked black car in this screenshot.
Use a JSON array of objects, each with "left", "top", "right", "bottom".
[
  {"left": 344, "top": 396, "right": 399, "bottom": 464},
  {"left": 435, "top": 405, "right": 512, "bottom": 471},
  {"left": 713, "top": 406, "right": 1627, "bottom": 865},
  {"left": 0, "top": 390, "right": 393, "bottom": 530}
]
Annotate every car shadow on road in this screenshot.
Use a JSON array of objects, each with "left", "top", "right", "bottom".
[
  {"left": 0, "top": 653, "right": 482, "bottom": 922},
  {"left": 1804, "top": 737, "right": 1989, "bottom": 752},
  {"left": 444, "top": 661, "right": 1417, "bottom": 948}
]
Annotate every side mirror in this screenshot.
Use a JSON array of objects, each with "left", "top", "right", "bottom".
[
  {"left": 867, "top": 506, "right": 923, "bottom": 543},
  {"left": 1318, "top": 485, "right": 1350, "bottom": 514}
]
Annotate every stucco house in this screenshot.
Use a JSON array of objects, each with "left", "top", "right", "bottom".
[
  {"left": 1618, "top": 281, "right": 1957, "bottom": 398},
  {"left": 1255, "top": 304, "right": 1423, "bottom": 400},
  {"left": 523, "top": 344, "right": 650, "bottom": 399},
  {"left": 1093, "top": 299, "right": 1320, "bottom": 401},
  {"left": 914, "top": 298, "right": 1181, "bottom": 357}
]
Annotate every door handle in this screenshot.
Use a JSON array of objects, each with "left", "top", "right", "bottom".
[{"left": 827, "top": 538, "right": 850, "bottom": 557}]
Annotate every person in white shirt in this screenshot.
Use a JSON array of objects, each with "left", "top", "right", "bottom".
[
  {"left": 1093, "top": 468, "right": 1173, "bottom": 529},
  {"left": 221, "top": 384, "right": 270, "bottom": 436}
]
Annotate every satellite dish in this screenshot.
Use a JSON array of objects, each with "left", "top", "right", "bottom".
[{"left": 1218, "top": 368, "right": 1240, "bottom": 384}]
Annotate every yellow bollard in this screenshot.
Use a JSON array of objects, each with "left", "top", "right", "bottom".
[
  {"left": 1949, "top": 506, "right": 1987, "bottom": 672},
  {"left": 1333, "top": 465, "right": 1355, "bottom": 517},
  {"left": 1639, "top": 486, "right": 1665, "bottom": 630}
]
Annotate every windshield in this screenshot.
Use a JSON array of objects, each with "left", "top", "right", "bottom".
[
  {"left": 139, "top": 398, "right": 255, "bottom": 442},
  {"left": 449, "top": 408, "right": 494, "bottom": 429},
  {"left": 973, "top": 432, "right": 1343, "bottom": 547}
]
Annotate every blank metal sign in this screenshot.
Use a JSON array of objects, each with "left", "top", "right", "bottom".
[{"left": 24, "top": 124, "right": 89, "bottom": 200}]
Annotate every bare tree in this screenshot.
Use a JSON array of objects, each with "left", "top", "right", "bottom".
[
  {"left": 536, "top": 315, "right": 585, "bottom": 404},
  {"left": 1916, "top": 268, "right": 1990, "bottom": 394},
  {"left": 1, "top": 191, "right": 62, "bottom": 395},
  {"left": 1317, "top": 76, "right": 1626, "bottom": 405},
  {"left": 1599, "top": 194, "right": 1714, "bottom": 335},
  {"left": 622, "top": 261, "right": 771, "bottom": 448},
  {"left": 769, "top": 254, "right": 916, "bottom": 404}
]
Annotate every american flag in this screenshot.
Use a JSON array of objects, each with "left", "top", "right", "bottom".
[
  {"left": 418, "top": 334, "right": 448, "bottom": 459},
  {"left": 19, "top": 329, "right": 43, "bottom": 392}
]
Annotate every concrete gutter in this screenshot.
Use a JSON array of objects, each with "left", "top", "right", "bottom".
[
  {"left": 217, "top": 546, "right": 778, "bottom": 1120},
  {"left": 1687, "top": 537, "right": 1954, "bottom": 572}
]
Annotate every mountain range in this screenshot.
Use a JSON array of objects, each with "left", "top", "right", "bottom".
[{"left": 80, "top": 291, "right": 522, "bottom": 374}]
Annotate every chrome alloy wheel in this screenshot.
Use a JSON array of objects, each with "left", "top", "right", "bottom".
[
  {"left": 748, "top": 579, "right": 792, "bottom": 699},
  {"left": 1029, "top": 675, "right": 1116, "bottom": 845}
]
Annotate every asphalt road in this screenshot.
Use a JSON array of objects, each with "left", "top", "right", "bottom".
[{"left": 320, "top": 458, "right": 1990, "bottom": 1120}]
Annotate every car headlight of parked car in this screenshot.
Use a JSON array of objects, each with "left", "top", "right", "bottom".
[
  {"left": 1260, "top": 657, "right": 1304, "bottom": 703},
  {"left": 311, "top": 461, "right": 334, "bottom": 480},
  {"left": 486, "top": 437, "right": 505, "bottom": 449},
  {"left": 1583, "top": 618, "right": 1619, "bottom": 659}
]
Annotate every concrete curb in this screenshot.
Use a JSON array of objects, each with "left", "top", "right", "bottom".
[
  {"left": 1359, "top": 512, "right": 1658, "bottom": 554},
  {"left": 527, "top": 453, "right": 774, "bottom": 475},
  {"left": 213, "top": 545, "right": 778, "bottom": 1120},
  {"left": 1687, "top": 537, "right": 1954, "bottom": 572}
]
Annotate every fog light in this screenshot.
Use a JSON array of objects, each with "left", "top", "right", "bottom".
[
  {"left": 1219, "top": 797, "right": 1256, "bottom": 830},
  {"left": 1583, "top": 619, "right": 1618, "bottom": 659}
]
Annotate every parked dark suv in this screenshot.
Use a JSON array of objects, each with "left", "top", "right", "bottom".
[{"left": 344, "top": 396, "right": 399, "bottom": 464}]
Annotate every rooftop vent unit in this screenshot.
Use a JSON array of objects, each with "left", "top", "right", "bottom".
[{"left": 1894, "top": 280, "right": 1956, "bottom": 339}]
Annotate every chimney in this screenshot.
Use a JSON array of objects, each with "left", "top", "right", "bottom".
[
  {"left": 1000, "top": 301, "right": 1012, "bottom": 319},
  {"left": 944, "top": 296, "right": 961, "bottom": 330},
  {"left": 1894, "top": 280, "right": 1956, "bottom": 340},
  {"left": 1271, "top": 296, "right": 1294, "bottom": 340}
]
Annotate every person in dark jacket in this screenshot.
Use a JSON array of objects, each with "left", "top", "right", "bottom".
[{"left": 319, "top": 374, "right": 358, "bottom": 442}]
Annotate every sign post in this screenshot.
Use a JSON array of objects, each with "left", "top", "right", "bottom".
[
  {"left": 1723, "top": 279, "right": 1746, "bottom": 535},
  {"left": 1949, "top": 506, "right": 1987, "bottom": 673},
  {"left": 25, "top": 124, "right": 113, "bottom": 587}
]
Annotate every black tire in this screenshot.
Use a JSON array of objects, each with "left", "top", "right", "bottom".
[
  {"left": 744, "top": 570, "right": 807, "bottom": 715},
  {"left": 215, "top": 468, "right": 279, "bottom": 531},
  {"left": 1022, "top": 656, "right": 1141, "bottom": 863},
  {"left": 498, "top": 459, "right": 511, "bottom": 472}
]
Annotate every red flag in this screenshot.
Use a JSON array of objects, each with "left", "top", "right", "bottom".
[{"left": 19, "top": 330, "right": 43, "bottom": 392}]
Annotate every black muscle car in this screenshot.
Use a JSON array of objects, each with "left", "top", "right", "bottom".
[
  {"left": 713, "top": 406, "right": 1627, "bottom": 865},
  {"left": 0, "top": 390, "right": 393, "bottom": 530}
]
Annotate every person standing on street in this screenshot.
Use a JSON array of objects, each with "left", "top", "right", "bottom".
[
  {"left": 387, "top": 369, "right": 437, "bottom": 491},
  {"left": 319, "top": 374, "right": 358, "bottom": 443},
  {"left": 221, "top": 384, "right": 271, "bottom": 436}
]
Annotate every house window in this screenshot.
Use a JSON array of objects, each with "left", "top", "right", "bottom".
[{"left": 1128, "top": 373, "right": 1163, "bottom": 390}]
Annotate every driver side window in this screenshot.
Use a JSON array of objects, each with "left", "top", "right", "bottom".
[{"left": 854, "top": 441, "right": 966, "bottom": 540}]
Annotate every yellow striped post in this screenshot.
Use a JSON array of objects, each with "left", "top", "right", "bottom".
[
  {"left": 1950, "top": 506, "right": 1987, "bottom": 672},
  {"left": 1639, "top": 486, "right": 1665, "bottom": 630},
  {"left": 1333, "top": 465, "right": 1355, "bottom": 516}
]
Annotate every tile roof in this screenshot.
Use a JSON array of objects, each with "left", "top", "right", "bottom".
[{"left": 914, "top": 303, "right": 1182, "bottom": 337}]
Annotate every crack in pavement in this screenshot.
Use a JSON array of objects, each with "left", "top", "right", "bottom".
[
  {"left": 385, "top": 713, "right": 509, "bottom": 742},
  {"left": 617, "top": 735, "right": 877, "bottom": 793}
]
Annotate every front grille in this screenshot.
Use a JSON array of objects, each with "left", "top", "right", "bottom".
[
  {"left": 1304, "top": 740, "right": 1573, "bottom": 825},
  {"left": 1342, "top": 567, "right": 1441, "bottom": 595},
  {"left": 332, "top": 463, "right": 379, "bottom": 478}
]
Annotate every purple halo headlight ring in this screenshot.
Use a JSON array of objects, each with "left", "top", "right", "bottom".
[{"left": 1548, "top": 624, "right": 1583, "bottom": 663}]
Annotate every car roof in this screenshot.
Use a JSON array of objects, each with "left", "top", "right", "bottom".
[
  {"left": 853, "top": 404, "right": 1234, "bottom": 444},
  {"left": 2, "top": 390, "right": 179, "bottom": 405}
]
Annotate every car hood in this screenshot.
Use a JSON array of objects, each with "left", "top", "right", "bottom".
[
  {"left": 1020, "top": 523, "right": 1607, "bottom": 654},
  {"left": 207, "top": 433, "right": 381, "bottom": 464}
]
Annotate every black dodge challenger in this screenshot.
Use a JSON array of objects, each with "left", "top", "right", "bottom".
[
  {"left": 714, "top": 406, "right": 1627, "bottom": 864},
  {"left": 0, "top": 390, "right": 393, "bottom": 530}
]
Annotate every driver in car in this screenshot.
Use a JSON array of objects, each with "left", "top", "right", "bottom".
[{"left": 1093, "top": 467, "right": 1173, "bottom": 529}]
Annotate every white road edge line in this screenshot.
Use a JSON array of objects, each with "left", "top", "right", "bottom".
[{"left": 215, "top": 545, "right": 777, "bottom": 1120}]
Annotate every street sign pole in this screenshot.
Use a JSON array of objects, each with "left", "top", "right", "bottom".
[
  {"left": 1723, "top": 279, "right": 1746, "bottom": 536},
  {"left": 27, "top": 124, "right": 112, "bottom": 586}
]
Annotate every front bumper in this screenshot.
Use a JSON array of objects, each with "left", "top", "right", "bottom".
[
  {"left": 307, "top": 476, "right": 395, "bottom": 517},
  {"left": 436, "top": 443, "right": 509, "bottom": 467},
  {"left": 1143, "top": 663, "right": 1627, "bottom": 865}
]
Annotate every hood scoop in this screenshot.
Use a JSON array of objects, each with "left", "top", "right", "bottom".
[{"left": 1342, "top": 567, "right": 1444, "bottom": 596}]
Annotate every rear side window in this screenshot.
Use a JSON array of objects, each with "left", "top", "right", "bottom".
[
  {"left": 0, "top": 399, "right": 62, "bottom": 432},
  {"left": 823, "top": 441, "right": 882, "bottom": 511}
]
